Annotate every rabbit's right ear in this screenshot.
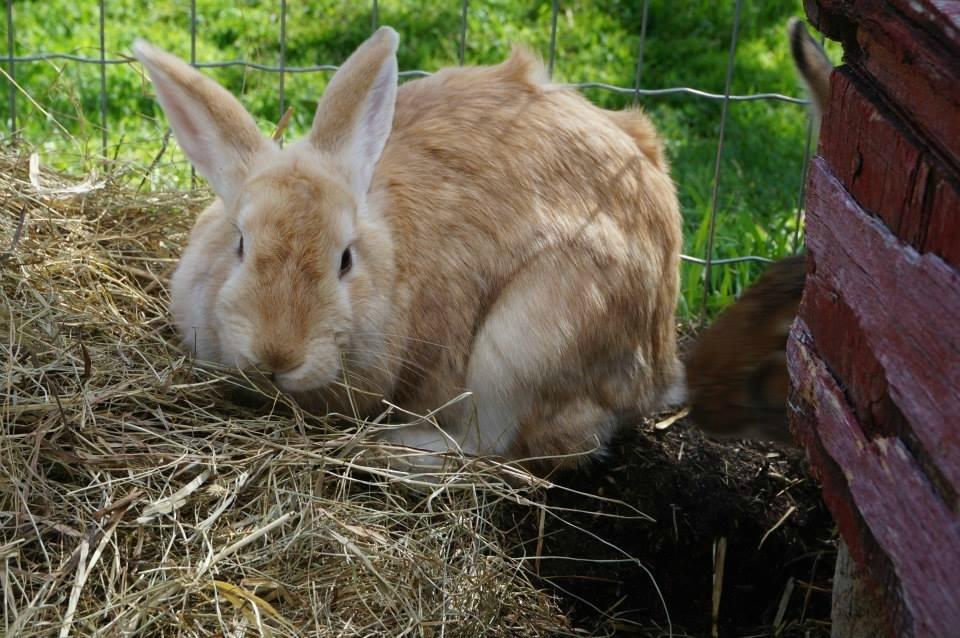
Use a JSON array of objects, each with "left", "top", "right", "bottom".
[
  {"left": 309, "top": 27, "right": 399, "bottom": 201},
  {"left": 133, "top": 39, "right": 271, "bottom": 199}
]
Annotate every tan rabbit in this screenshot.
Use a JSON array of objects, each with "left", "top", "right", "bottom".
[
  {"left": 134, "top": 27, "right": 684, "bottom": 471},
  {"left": 684, "top": 18, "right": 832, "bottom": 443}
]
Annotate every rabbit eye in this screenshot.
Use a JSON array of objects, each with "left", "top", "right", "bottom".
[
  {"left": 237, "top": 235, "right": 244, "bottom": 260},
  {"left": 339, "top": 246, "right": 352, "bottom": 278}
]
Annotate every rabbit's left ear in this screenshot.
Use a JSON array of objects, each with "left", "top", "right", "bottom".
[
  {"left": 308, "top": 27, "right": 399, "bottom": 200},
  {"left": 133, "top": 39, "right": 272, "bottom": 199}
]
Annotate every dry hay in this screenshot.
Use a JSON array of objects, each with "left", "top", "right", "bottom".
[{"left": 0, "top": 147, "right": 579, "bottom": 637}]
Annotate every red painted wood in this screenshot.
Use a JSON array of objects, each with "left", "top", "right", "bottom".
[
  {"left": 802, "top": 0, "right": 856, "bottom": 43},
  {"left": 810, "top": 0, "right": 960, "bottom": 53},
  {"left": 804, "top": 157, "right": 960, "bottom": 494},
  {"left": 788, "top": 323, "right": 897, "bottom": 638},
  {"left": 796, "top": 2, "right": 960, "bottom": 634},
  {"left": 787, "top": 327, "right": 960, "bottom": 638},
  {"left": 787, "top": 321, "right": 897, "bottom": 635},
  {"left": 889, "top": 0, "right": 960, "bottom": 50},
  {"left": 854, "top": 17, "right": 960, "bottom": 173},
  {"left": 927, "top": 178, "right": 960, "bottom": 266},
  {"left": 796, "top": 275, "right": 904, "bottom": 440},
  {"left": 819, "top": 71, "right": 926, "bottom": 246},
  {"left": 818, "top": 70, "right": 960, "bottom": 268},
  {"left": 805, "top": 1, "right": 960, "bottom": 170}
]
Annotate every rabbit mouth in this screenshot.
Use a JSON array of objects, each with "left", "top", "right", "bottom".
[{"left": 273, "top": 364, "right": 339, "bottom": 394}]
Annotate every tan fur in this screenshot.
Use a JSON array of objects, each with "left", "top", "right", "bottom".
[
  {"left": 603, "top": 108, "right": 668, "bottom": 171},
  {"left": 132, "top": 40, "right": 271, "bottom": 197},
  {"left": 684, "top": 19, "right": 834, "bottom": 444},
  {"left": 311, "top": 29, "right": 397, "bottom": 153},
  {"left": 141, "top": 28, "right": 683, "bottom": 473}
]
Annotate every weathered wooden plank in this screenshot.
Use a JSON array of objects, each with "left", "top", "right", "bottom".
[
  {"left": 802, "top": 0, "right": 960, "bottom": 172},
  {"left": 831, "top": 539, "right": 893, "bottom": 638},
  {"left": 819, "top": 71, "right": 927, "bottom": 246},
  {"left": 853, "top": 15, "right": 960, "bottom": 173},
  {"left": 804, "top": 157, "right": 960, "bottom": 494},
  {"left": 807, "top": 0, "right": 960, "bottom": 56},
  {"left": 818, "top": 68, "right": 960, "bottom": 275},
  {"left": 797, "top": 1, "right": 960, "bottom": 634},
  {"left": 927, "top": 177, "right": 960, "bottom": 267},
  {"left": 787, "top": 328, "right": 960, "bottom": 638},
  {"left": 797, "top": 276, "right": 904, "bottom": 439},
  {"left": 802, "top": 0, "right": 856, "bottom": 44},
  {"left": 788, "top": 323, "right": 898, "bottom": 638},
  {"left": 889, "top": 0, "right": 960, "bottom": 51}
]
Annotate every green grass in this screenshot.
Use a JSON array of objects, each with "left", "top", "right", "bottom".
[{"left": 0, "top": 0, "right": 840, "bottom": 319}]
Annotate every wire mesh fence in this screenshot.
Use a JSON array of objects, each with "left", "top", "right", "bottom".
[{"left": 1, "top": 0, "right": 816, "bottom": 322}]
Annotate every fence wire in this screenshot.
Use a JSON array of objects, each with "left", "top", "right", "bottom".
[
  {"left": 701, "top": 0, "right": 744, "bottom": 316},
  {"left": 2, "top": 0, "right": 814, "bottom": 317}
]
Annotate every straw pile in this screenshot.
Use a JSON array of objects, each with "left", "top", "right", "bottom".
[{"left": 0, "top": 147, "right": 575, "bottom": 637}]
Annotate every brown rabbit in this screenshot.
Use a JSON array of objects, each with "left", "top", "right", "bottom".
[
  {"left": 684, "top": 18, "right": 832, "bottom": 443},
  {"left": 134, "top": 28, "right": 685, "bottom": 472}
]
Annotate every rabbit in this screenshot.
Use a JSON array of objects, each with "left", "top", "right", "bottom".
[
  {"left": 684, "top": 18, "right": 833, "bottom": 444},
  {"left": 685, "top": 255, "right": 807, "bottom": 443},
  {"left": 133, "top": 27, "right": 685, "bottom": 473}
]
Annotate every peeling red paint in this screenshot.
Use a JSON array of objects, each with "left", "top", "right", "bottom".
[{"left": 791, "top": 2, "right": 960, "bottom": 636}]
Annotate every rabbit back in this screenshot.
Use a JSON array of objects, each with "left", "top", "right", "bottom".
[{"left": 370, "top": 49, "right": 684, "bottom": 466}]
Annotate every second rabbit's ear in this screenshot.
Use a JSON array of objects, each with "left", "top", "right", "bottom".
[
  {"left": 133, "top": 39, "right": 272, "bottom": 199},
  {"left": 787, "top": 18, "right": 833, "bottom": 117},
  {"left": 308, "top": 27, "right": 399, "bottom": 200}
]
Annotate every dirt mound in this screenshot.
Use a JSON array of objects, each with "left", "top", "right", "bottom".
[{"left": 505, "top": 419, "right": 835, "bottom": 637}]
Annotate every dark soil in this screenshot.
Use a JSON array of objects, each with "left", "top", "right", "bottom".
[{"left": 502, "top": 418, "right": 836, "bottom": 637}]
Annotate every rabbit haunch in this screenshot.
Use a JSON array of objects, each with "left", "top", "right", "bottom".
[{"left": 135, "top": 27, "right": 684, "bottom": 469}]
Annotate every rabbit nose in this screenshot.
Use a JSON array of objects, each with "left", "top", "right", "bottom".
[{"left": 255, "top": 344, "right": 303, "bottom": 375}]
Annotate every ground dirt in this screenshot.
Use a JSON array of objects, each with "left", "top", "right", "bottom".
[{"left": 502, "top": 418, "right": 836, "bottom": 637}]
